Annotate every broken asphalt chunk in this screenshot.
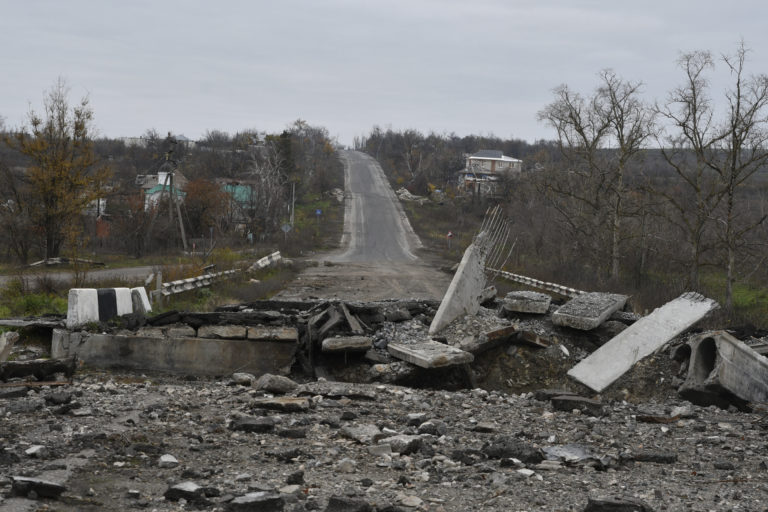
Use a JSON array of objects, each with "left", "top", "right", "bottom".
[
  {"left": 584, "top": 496, "right": 654, "bottom": 512},
  {"left": 164, "top": 481, "right": 211, "bottom": 506},
  {"left": 324, "top": 495, "right": 373, "bottom": 512},
  {"left": 251, "top": 397, "right": 311, "bottom": 413},
  {"left": 482, "top": 437, "right": 544, "bottom": 464},
  {"left": 229, "top": 416, "right": 277, "bottom": 433}
]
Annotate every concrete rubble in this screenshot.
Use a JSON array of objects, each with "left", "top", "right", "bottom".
[
  {"left": 4, "top": 275, "right": 768, "bottom": 509},
  {"left": 568, "top": 292, "right": 720, "bottom": 393}
]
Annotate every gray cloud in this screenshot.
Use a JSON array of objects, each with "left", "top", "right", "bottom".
[{"left": 2, "top": 0, "right": 766, "bottom": 145}]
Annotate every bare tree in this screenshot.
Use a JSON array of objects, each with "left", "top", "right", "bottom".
[
  {"left": 655, "top": 51, "right": 723, "bottom": 289},
  {"left": 538, "top": 70, "right": 653, "bottom": 280},
  {"left": 711, "top": 43, "right": 768, "bottom": 309}
]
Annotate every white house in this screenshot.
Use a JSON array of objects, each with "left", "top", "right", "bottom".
[{"left": 458, "top": 150, "right": 522, "bottom": 195}]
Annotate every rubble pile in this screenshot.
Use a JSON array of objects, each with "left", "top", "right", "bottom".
[{"left": 5, "top": 279, "right": 768, "bottom": 509}]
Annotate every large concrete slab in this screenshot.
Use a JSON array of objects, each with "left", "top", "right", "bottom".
[
  {"left": 52, "top": 329, "right": 296, "bottom": 377},
  {"left": 568, "top": 292, "right": 718, "bottom": 392},
  {"left": 388, "top": 340, "right": 473, "bottom": 368},
  {"left": 552, "top": 292, "right": 628, "bottom": 331},
  {"left": 429, "top": 233, "right": 490, "bottom": 335},
  {"left": 679, "top": 331, "right": 768, "bottom": 409}
]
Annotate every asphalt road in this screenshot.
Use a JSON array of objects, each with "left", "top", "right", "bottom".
[
  {"left": 332, "top": 150, "right": 422, "bottom": 263},
  {"left": 276, "top": 150, "right": 451, "bottom": 301}
]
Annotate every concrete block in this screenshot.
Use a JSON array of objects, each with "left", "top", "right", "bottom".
[
  {"left": 198, "top": 325, "right": 247, "bottom": 339},
  {"left": 50, "top": 331, "right": 296, "bottom": 377},
  {"left": 247, "top": 326, "right": 299, "bottom": 342},
  {"left": 131, "top": 287, "right": 152, "bottom": 314},
  {"left": 552, "top": 292, "right": 628, "bottom": 331},
  {"left": 66, "top": 288, "right": 99, "bottom": 329},
  {"left": 429, "top": 232, "right": 490, "bottom": 335},
  {"left": 679, "top": 331, "right": 768, "bottom": 409},
  {"left": 503, "top": 291, "right": 552, "bottom": 314},
  {"left": 167, "top": 325, "right": 196, "bottom": 337},
  {"left": 114, "top": 287, "right": 133, "bottom": 316},
  {"left": 97, "top": 288, "right": 118, "bottom": 322},
  {"left": 568, "top": 292, "right": 718, "bottom": 393},
  {"left": 388, "top": 340, "right": 473, "bottom": 368},
  {"left": 135, "top": 327, "right": 166, "bottom": 338},
  {"left": 322, "top": 336, "right": 372, "bottom": 352}
]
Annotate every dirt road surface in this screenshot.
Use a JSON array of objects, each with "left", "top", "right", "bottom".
[{"left": 275, "top": 150, "right": 452, "bottom": 301}]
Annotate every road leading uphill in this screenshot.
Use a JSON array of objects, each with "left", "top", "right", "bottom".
[{"left": 276, "top": 151, "right": 451, "bottom": 301}]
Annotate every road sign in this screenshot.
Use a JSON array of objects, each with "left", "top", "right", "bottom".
[
  {"left": 316, "top": 209, "right": 322, "bottom": 216},
  {"left": 447, "top": 231, "right": 454, "bottom": 238},
  {"left": 281, "top": 223, "right": 292, "bottom": 233}
]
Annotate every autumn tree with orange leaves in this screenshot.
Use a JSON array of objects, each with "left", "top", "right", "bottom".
[{"left": 3, "top": 79, "right": 110, "bottom": 260}]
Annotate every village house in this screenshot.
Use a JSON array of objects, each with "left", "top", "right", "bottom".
[
  {"left": 136, "top": 170, "right": 188, "bottom": 211},
  {"left": 458, "top": 149, "right": 522, "bottom": 195}
]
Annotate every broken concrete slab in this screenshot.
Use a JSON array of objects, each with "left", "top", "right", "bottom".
[
  {"left": 321, "top": 336, "right": 372, "bottom": 352},
  {"left": 568, "top": 292, "right": 719, "bottom": 393},
  {"left": 429, "top": 232, "right": 490, "bottom": 335},
  {"left": 388, "top": 340, "right": 473, "bottom": 368},
  {"left": 198, "top": 325, "right": 247, "bottom": 339},
  {"left": 51, "top": 329, "right": 296, "bottom": 377},
  {"left": 679, "top": 331, "right": 768, "bottom": 409},
  {"left": 552, "top": 292, "right": 628, "bottom": 331},
  {"left": 503, "top": 291, "right": 552, "bottom": 314},
  {"left": 247, "top": 326, "right": 299, "bottom": 342}
]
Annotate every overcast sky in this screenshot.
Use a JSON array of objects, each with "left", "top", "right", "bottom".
[{"left": 2, "top": 0, "right": 766, "bottom": 146}]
